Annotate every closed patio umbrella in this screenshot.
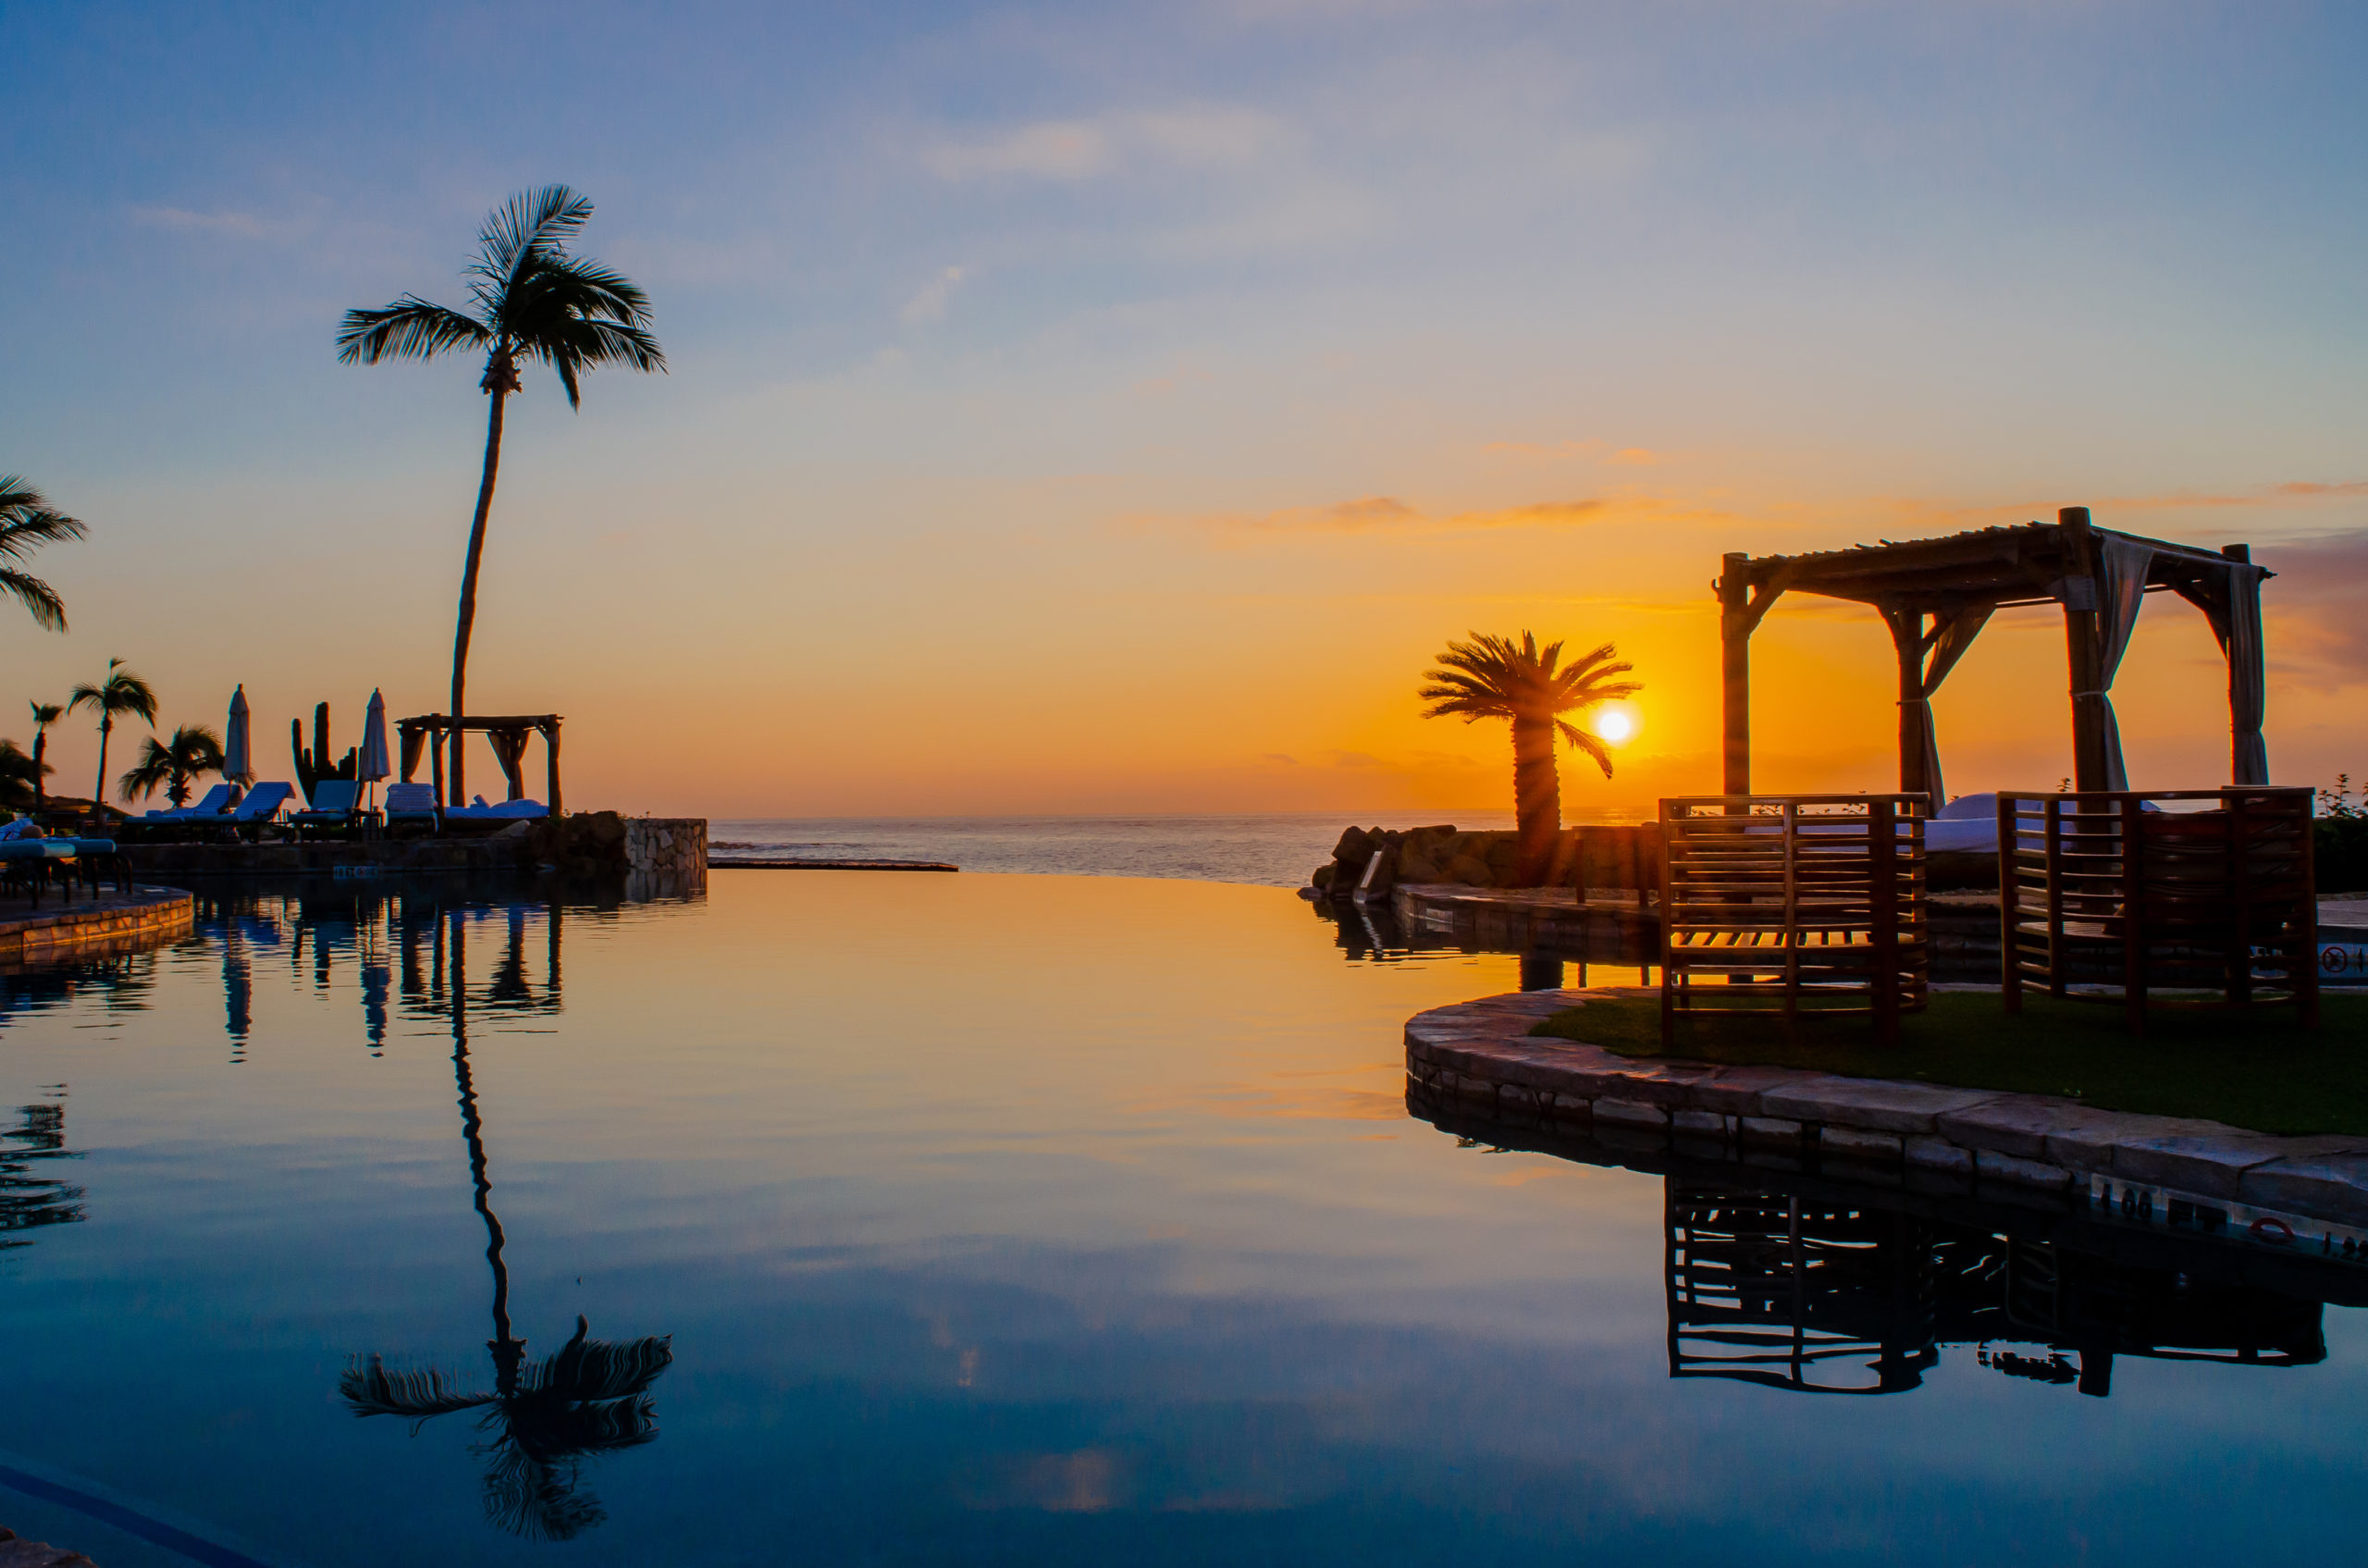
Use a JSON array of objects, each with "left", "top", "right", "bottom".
[
  {"left": 224, "top": 685, "right": 255, "bottom": 784},
  {"left": 359, "top": 690, "right": 392, "bottom": 810}
]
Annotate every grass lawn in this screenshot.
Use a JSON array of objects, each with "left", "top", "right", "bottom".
[{"left": 1529, "top": 989, "right": 2368, "bottom": 1136}]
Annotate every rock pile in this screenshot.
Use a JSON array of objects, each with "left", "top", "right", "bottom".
[{"left": 1312, "top": 823, "right": 1521, "bottom": 900}]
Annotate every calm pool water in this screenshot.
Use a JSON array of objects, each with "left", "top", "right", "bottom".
[{"left": 0, "top": 871, "right": 2362, "bottom": 1565}]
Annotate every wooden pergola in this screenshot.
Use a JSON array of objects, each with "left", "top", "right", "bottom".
[
  {"left": 1717, "top": 506, "right": 2271, "bottom": 802},
  {"left": 398, "top": 713, "right": 562, "bottom": 812}
]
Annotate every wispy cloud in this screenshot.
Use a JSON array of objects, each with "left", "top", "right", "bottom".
[
  {"left": 923, "top": 105, "right": 1286, "bottom": 182},
  {"left": 1201, "top": 494, "right": 1610, "bottom": 534},
  {"left": 2257, "top": 528, "right": 2368, "bottom": 688},
  {"left": 900, "top": 265, "right": 968, "bottom": 324}
]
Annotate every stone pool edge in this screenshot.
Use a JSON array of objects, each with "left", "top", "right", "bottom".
[
  {"left": 0, "top": 888, "right": 194, "bottom": 968},
  {"left": 1405, "top": 988, "right": 2368, "bottom": 1236}
]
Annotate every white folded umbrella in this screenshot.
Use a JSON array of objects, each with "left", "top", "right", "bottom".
[{"left": 224, "top": 685, "right": 255, "bottom": 784}]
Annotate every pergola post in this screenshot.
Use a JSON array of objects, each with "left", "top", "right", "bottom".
[
  {"left": 1886, "top": 608, "right": 1930, "bottom": 800},
  {"left": 1719, "top": 553, "right": 1752, "bottom": 796},
  {"left": 2221, "top": 544, "right": 2268, "bottom": 786},
  {"left": 542, "top": 720, "right": 562, "bottom": 816},
  {"left": 2059, "top": 506, "right": 2111, "bottom": 791}
]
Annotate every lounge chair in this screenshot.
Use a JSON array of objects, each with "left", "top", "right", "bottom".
[
  {"left": 441, "top": 796, "right": 549, "bottom": 833},
  {"left": 383, "top": 782, "right": 442, "bottom": 836},
  {"left": 292, "top": 779, "right": 363, "bottom": 839},
  {"left": 52, "top": 834, "right": 130, "bottom": 895},
  {"left": 0, "top": 838, "right": 77, "bottom": 906},
  {"left": 215, "top": 781, "right": 297, "bottom": 840},
  {"left": 132, "top": 783, "right": 241, "bottom": 841}
]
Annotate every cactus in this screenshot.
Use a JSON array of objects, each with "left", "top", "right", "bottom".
[{"left": 291, "top": 701, "right": 359, "bottom": 805}]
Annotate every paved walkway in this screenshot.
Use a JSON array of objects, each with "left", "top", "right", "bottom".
[{"left": 1407, "top": 988, "right": 2368, "bottom": 1245}]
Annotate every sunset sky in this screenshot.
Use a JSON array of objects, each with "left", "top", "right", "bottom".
[{"left": 5, "top": 3, "right": 2364, "bottom": 818}]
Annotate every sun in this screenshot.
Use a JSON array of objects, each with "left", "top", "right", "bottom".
[{"left": 1590, "top": 703, "right": 1640, "bottom": 746}]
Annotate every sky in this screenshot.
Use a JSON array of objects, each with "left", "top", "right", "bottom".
[{"left": 3, "top": 1, "right": 2364, "bottom": 819}]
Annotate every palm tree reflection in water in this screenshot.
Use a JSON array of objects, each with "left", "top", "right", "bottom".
[{"left": 340, "top": 904, "right": 671, "bottom": 1541}]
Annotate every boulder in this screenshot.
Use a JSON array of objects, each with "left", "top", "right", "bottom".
[{"left": 1448, "top": 855, "right": 1493, "bottom": 886}]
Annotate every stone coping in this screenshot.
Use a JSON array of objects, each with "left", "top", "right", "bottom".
[
  {"left": 0, "top": 887, "right": 193, "bottom": 966},
  {"left": 1407, "top": 988, "right": 2368, "bottom": 1237}
]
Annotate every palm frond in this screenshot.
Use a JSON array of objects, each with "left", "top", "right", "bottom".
[
  {"left": 1555, "top": 720, "right": 1617, "bottom": 778},
  {"left": 336, "top": 297, "right": 493, "bottom": 364},
  {"left": 0, "top": 569, "right": 68, "bottom": 632},
  {"left": 29, "top": 703, "right": 62, "bottom": 727},
  {"left": 470, "top": 186, "right": 595, "bottom": 303},
  {"left": 478, "top": 1441, "right": 603, "bottom": 1541},
  {"left": 68, "top": 660, "right": 158, "bottom": 723},
  {"left": 524, "top": 1323, "right": 673, "bottom": 1403},
  {"left": 339, "top": 1356, "right": 492, "bottom": 1421},
  {"left": 0, "top": 476, "right": 90, "bottom": 559}
]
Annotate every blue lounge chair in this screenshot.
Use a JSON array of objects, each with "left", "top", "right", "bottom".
[
  {"left": 384, "top": 782, "right": 441, "bottom": 836},
  {"left": 216, "top": 781, "right": 297, "bottom": 840},
  {"left": 135, "top": 782, "right": 240, "bottom": 841},
  {"left": 144, "top": 783, "right": 239, "bottom": 823},
  {"left": 442, "top": 796, "right": 549, "bottom": 823},
  {"left": 293, "top": 779, "right": 363, "bottom": 839},
  {"left": 0, "top": 838, "right": 78, "bottom": 906}
]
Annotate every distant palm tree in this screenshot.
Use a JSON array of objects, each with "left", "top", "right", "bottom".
[
  {"left": 337, "top": 187, "right": 665, "bottom": 807},
  {"left": 68, "top": 659, "right": 158, "bottom": 812},
  {"left": 118, "top": 723, "right": 227, "bottom": 807},
  {"left": 0, "top": 475, "right": 87, "bottom": 632},
  {"left": 27, "top": 702, "right": 61, "bottom": 804},
  {"left": 1421, "top": 632, "right": 1641, "bottom": 885},
  {"left": 0, "top": 740, "right": 46, "bottom": 811}
]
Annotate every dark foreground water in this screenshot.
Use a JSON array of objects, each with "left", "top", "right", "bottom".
[{"left": 0, "top": 872, "right": 2362, "bottom": 1566}]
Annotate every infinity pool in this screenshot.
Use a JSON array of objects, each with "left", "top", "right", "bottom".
[{"left": 0, "top": 872, "right": 2362, "bottom": 1565}]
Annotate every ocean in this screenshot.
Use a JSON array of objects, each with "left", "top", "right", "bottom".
[{"left": 710, "top": 811, "right": 1552, "bottom": 886}]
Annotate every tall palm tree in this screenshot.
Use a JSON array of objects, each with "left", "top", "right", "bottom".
[
  {"left": 0, "top": 475, "right": 87, "bottom": 632},
  {"left": 68, "top": 659, "right": 159, "bottom": 812},
  {"left": 1420, "top": 632, "right": 1641, "bottom": 885},
  {"left": 27, "top": 702, "right": 61, "bottom": 804},
  {"left": 341, "top": 907, "right": 668, "bottom": 1540},
  {"left": 118, "top": 722, "right": 227, "bottom": 807},
  {"left": 337, "top": 187, "right": 665, "bottom": 807}
]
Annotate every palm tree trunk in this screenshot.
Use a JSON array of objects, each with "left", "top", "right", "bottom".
[
  {"left": 1511, "top": 715, "right": 1561, "bottom": 886},
  {"left": 93, "top": 716, "right": 111, "bottom": 809},
  {"left": 450, "top": 363, "right": 512, "bottom": 807},
  {"left": 31, "top": 733, "right": 45, "bottom": 804}
]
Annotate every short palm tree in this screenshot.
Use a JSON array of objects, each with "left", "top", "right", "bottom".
[
  {"left": 337, "top": 186, "right": 665, "bottom": 806},
  {"left": 0, "top": 475, "right": 88, "bottom": 632},
  {"left": 0, "top": 740, "right": 47, "bottom": 812},
  {"left": 68, "top": 659, "right": 158, "bottom": 810},
  {"left": 26, "top": 702, "right": 61, "bottom": 804},
  {"left": 118, "top": 723, "right": 227, "bottom": 807},
  {"left": 1420, "top": 632, "right": 1641, "bottom": 885}
]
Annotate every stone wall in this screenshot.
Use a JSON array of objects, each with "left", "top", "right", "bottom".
[
  {"left": 0, "top": 889, "right": 193, "bottom": 967},
  {"left": 1313, "top": 822, "right": 1660, "bottom": 901},
  {"left": 624, "top": 818, "right": 707, "bottom": 880}
]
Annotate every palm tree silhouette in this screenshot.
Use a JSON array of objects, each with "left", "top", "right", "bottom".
[
  {"left": 337, "top": 187, "right": 665, "bottom": 807},
  {"left": 118, "top": 722, "right": 227, "bottom": 807},
  {"left": 0, "top": 475, "right": 87, "bottom": 633},
  {"left": 27, "top": 702, "right": 62, "bottom": 804},
  {"left": 68, "top": 659, "right": 158, "bottom": 814},
  {"left": 1421, "top": 632, "right": 1640, "bottom": 885},
  {"left": 340, "top": 908, "right": 667, "bottom": 1541}
]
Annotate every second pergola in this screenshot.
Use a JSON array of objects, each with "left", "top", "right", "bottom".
[{"left": 1715, "top": 506, "right": 2272, "bottom": 802}]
